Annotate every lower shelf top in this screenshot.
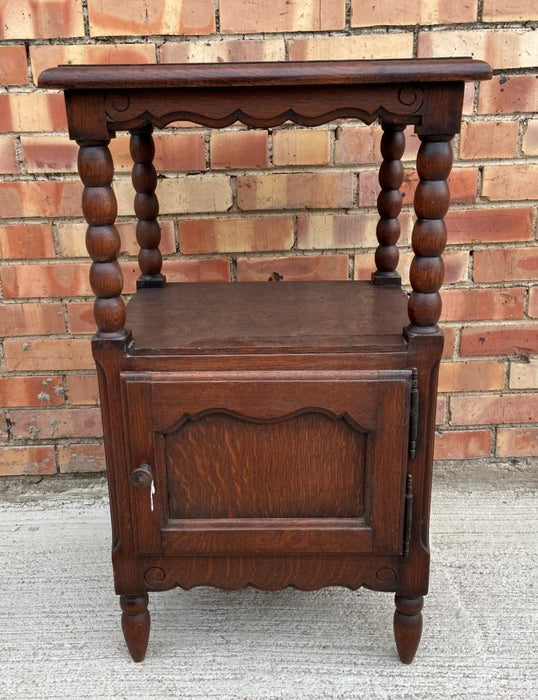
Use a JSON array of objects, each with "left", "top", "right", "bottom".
[{"left": 125, "top": 281, "right": 409, "bottom": 355}]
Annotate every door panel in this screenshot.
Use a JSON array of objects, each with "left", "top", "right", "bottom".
[{"left": 121, "top": 370, "right": 411, "bottom": 556}]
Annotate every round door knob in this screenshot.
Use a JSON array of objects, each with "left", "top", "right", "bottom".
[{"left": 130, "top": 463, "right": 153, "bottom": 488}]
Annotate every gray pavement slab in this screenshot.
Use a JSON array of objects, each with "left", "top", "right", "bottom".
[{"left": 1, "top": 460, "right": 537, "bottom": 699}]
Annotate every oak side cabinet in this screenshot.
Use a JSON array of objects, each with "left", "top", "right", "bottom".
[{"left": 39, "top": 59, "right": 491, "bottom": 663}]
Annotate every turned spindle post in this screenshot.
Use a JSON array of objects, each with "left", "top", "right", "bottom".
[
  {"left": 120, "top": 593, "right": 151, "bottom": 662},
  {"left": 130, "top": 125, "right": 166, "bottom": 289},
  {"left": 78, "top": 141, "right": 127, "bottom": 338},
  {"left": 394, "top": 594, "right": 423, "bottom": 664},
  {"left": 407, "top": 135, "right": 453, "bottom": 334},
  {"left": 372, "top": 122, "right": 405, "bottom": 285}
]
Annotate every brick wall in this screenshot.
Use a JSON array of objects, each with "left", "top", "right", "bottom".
[{"left": 0, "top": 0, "right": 537, "bottom": 477}]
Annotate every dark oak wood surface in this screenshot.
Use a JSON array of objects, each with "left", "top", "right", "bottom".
[
  {"left": 40, "top": 58, "right": 492, "bottom": 665},
  {"left": 39, "top": 58, "right": 491, "bottom": 89},
  {"left": 125, "top": 282, "right": 409, "bottom": 354}
]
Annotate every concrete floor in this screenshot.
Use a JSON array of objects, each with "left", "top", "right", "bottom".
[{"left": 1, "top": 460, "right": 537, "bottom": 699}]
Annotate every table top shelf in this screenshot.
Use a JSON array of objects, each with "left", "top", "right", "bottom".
[
  {"left": 125, "top": 281, "right": 409, "bottom": 356},
  {"left": 39, "top": 58, "right": 492, "bottom": 90}
]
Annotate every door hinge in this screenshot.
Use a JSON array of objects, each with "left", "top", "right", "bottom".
[
  {"left": 409, "top": 368, "right": 419, "bottom": 459},
  {"left": 403, "top": 474, "right": 413, "bottom": 557}
]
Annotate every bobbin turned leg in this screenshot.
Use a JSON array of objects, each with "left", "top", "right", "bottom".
[
  {"left": 77, "top": 140, "right": 128, "bottom": 339},
  {"left": 394, "top": 595, "right": 423, "bottom": 664},
  {"left": 130, "top": 125, "right": 166, "bottom": 289},
  {"left": 372, "top": 122, "right": 405, "bottom": 286},
  {"left": 120, "top": 594, "right": 151, "bottom": 662},
  {"left": 407, "top": 135, "right": 454, "bottom": 334}
]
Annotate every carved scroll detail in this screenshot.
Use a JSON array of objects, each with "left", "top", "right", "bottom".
[
  {"left": 161, "top": 407, "right": 368, "bottom": 435},
  {"left": 104, "top": 86, "right": 425, "bottom": 131}
]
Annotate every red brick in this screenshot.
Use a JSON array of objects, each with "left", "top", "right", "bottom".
[
  {"left": 529, "top": 286, "right": 538, "bottom": 318},
  {"left": 509, "top": 358, "right": 538, "bottom": 390},
  {"left": 358, "top": 170, "right": 389, "bottom": 207},
  {"left": 430, "top": 250, "right": 471, "bottom": 285},
  {"left": 418, "top": 29, "right": 536, "bottom": 70},
  {"left": 87, "top": 0, "right": 215, "bottom": 36},
  {"left": 3, "top": 339, "right": 94, "bottom": 372},
  {"left": 0, "top": 223, "right": 55, "bottom": 260},
  {"left": 442, "top": 327, "right": 457, "bottom": 360},
  {"left": 436, "top": 395, "right": 447, "bottom": 424},
  {"left": 434, "top": 430, "right": 492, "bottom": 460},
  {"left": 351, "top": 0, "right": 476, "bottom": 25},
  {"left": 180, "top": 217, "right": 294, "bottom": 254},
  {"left": 0, "top": 92, "right": 67, "bottom": 132},
  {"left": 0, "top": 45, "right": 29, "bottom": 85},
  {"left": 237, "top": 172, "right": 354, "bottom": 211},
  {"left": 58, "top": 443, "right": 106, "bottom": 474},
  {"left": 0, "top": 0, "right": 84, "bottom": 39},
  {"left": 473, "top": 248, "right": 538, "bottom": 283},
  {"left": 459, "top": 121, "right": 519, "bottom": 160},
  {"left": 441, "top": 287, "right": 526, "bottom": 322},
  {"left": 1, "top": 262, "right": 91, "bottom": 299},
  {"left": 353, "top": 250, "right": 469, "bottom": 285},
  {"left": 220, "top": 0, "right": 345, "bottom": 33},
  {"left": 299, "top": 213, "right": 374, "bottom": 250},
  {"left": 359, "top": 167, "right": 477, "bottom": 207},
  {"left": 20, "top": 136, "right": 78, "bottom": 173},
  {"left": 66, "top": 374, "right": 100, "bottom": 406},
  {"left": 0, "top": 446, "right": 56, "bottom": 477},
  {"left": 0, "top": 136, "right": 19, "bottom": 174},
  {"left": 334, "top": 125, "right": 420, "bottom": 166},
  {"left": 460, "top": 324, "right": 538, "bottom": 357},
  {"left": 0, "top": 376, "right": 65, "bottom": 408},
  {"left": 482, "top": 164, "right": 538, "bottom": 201},
  {"left": 0, "top": 180, "right": 82, "bottom": 218},
  {"left": 335, "top": 126, "right": 381, "bottom": 166},
  {"left": 462, "top": 82, "right": 476, "bottom": 117},
  {"left": 478, "top": 75, "right": 538, "bottom": 114},
  {"left": 450, "top": 393, "right": 538, "bottom": 426},
  {"left": 0, "top": 302, "right": 65, "bottom": 335},
  {"left": 67, "top": 302, "right": 95, "bottom": 334},
  {"left": 497, "top": 427, "right": 538, "bottom": 458},
  {"left": 288, "top": 34, "right": 413, "bottom": 61},
  {"left": 298, "top": 212, "right": 414, "bottom": 250},
  {"left": 483, "top": 0, "right": 537, "bottom": 22},
  {"left": 9, "top": 407, "right": 103, "bottom": 440},
  {"left": 401, "top": 168, "right": 478, "bottom": 205},
  {"left": 445, "top": 207, "right": 533, "bottom": 244},
  {"left": 438, "top": 360, "right": 505, "bottom": 393},
  {"left": 210, "top": 131, "right": 268, "bottom": 169},
  {"left": 237, "top": 255, "right": 349, "bottom": 282},
  {"left": 30, "top": 43, "right": 156, "bottom": 82},
  {"left": 162, "top": 258, "right": 231, "bottom": 283},
  {"left": 57, "top": 220, "right": 176, "bottom": 258},
  {"left": 522, "top": 119, "right": 538, "bottom": 156},
  {"left": 272, "top": 129, "right": 330, "bottom": 166},
  {"left": 109, "top": 133, "right": 206, "bottom": 173},
  {"left": 161, "top": 38, "right": 285, "bottom": 63},
  {"left": 115, "top": 175, "right": 232, "bottom": 217}
]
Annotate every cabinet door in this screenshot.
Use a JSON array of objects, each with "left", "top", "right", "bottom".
[{"left": 121, "top": 370, "right": 411, "bottom": 557}]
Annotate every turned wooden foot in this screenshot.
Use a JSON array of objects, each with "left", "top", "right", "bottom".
[
  {"left": 393, "top": 594, "right": 423, "bottom": 664},
  {"left": 120, "top": 593, "right": 150, "bottom": 662}
]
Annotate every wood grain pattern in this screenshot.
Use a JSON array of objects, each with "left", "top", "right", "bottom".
[
  {"left": 165, "top": 410, "right": 365, "bottom": 519},
  {"left": 38, "top": 59, "right": 492, "bottom": 90},
  {"left": 78, "top": 141, "right": 127, "bottom": 338},
  {"left": 43, "top": 58, "right": 491, "bottom": 662},
  {"left": 130, "top": 125, "right": 166, "bottom": 289},
  {"left": 126, "top": 282, "right": 409, "bottom": 354},
  {"left": 408, "top": 136, "right": 453, "bottom": 333},
  {"left": 372, "top": 122, "right": 405, "bottom": 285}
]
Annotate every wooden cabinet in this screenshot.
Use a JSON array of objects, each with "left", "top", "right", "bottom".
[{"left": 39, "top": 58, "right": 491, "bottom": 663}]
